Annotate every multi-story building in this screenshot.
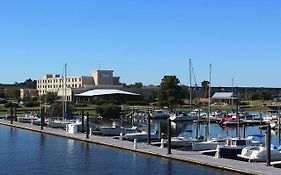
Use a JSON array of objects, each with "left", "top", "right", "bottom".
[{"left": 37, "top": 70, "right": 120, "bottom": 101}]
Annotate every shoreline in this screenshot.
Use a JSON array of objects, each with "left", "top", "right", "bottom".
[{"left": 0, "top": 120, "right": 279, "bottom": 175}]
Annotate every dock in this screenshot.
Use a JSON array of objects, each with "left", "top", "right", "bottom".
[{"left": 0, "top": 120, "right": 280, "bottom": 175}]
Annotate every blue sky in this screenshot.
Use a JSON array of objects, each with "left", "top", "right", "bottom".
[{"left": 0, "top": 0, "right": 281, "bottom": 87}]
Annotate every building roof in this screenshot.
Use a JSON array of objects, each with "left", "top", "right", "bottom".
[
  {"left": 212, "top": 92, "right": 236, "bottom": 100},
  {"left": 75, "top": 89, "right": 140, "bottom": 97}
]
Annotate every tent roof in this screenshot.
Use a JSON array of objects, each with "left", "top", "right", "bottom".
[
  {"left": 212, "top": 92, "right": 236, "bottom": 100},
  {"left": 75, "top": 89, "right": 140, "bottom": 97}
]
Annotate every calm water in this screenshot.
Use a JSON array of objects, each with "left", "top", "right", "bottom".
[{"left": 0, "top": 125, "right": 234, "bottom": 175}]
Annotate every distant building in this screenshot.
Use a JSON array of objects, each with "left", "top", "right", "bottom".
[
  {"left": 212, "top": 92, "right": 237, "bottom": 105},
  {"left": 20, "top": 89, "right": 39, "bottom": 100},
  {"left": 36, "top": 70, "right": 120, "bottom": 101}
]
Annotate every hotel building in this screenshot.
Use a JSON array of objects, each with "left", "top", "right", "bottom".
[{"left": 37, "top": 70, "right": 120, "bottom": 101}]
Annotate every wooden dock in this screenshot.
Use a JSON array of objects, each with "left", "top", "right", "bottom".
[{"left": 0, "top": 120, "right": 280, "bottom": 175}]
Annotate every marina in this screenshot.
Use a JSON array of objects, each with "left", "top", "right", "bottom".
[{"left": 0, "top": 118, "right": 280, "bottom": 175}]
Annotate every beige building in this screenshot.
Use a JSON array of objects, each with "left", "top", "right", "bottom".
[
  {"left": 20, "top": 89, "right": 39, "bottom": 100},
  {"left": 37, "top": 70, "right": 120, "bottom": 101}
]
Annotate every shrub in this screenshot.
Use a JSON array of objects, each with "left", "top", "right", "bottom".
[{"left": 24, "top": 101, "right": 39, "bottom": 107}]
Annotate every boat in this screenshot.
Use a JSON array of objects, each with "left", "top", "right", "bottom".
[
  {"left": 215, "top": 135, "right": 264, "bottom": 160},
  {"left": 170, "top": 129, "right": 201, "bottom": 148},
  {"left": 100, "top": 122, "right": 138, "bottom": 136},
  {"left": 170, "top": 112, "right": 197, "bottom": 122},
  {"left": 192, "top": 137, "right": 226, "bottom": 151},
  {"left": 151, "top": 110, "right": 169, "bottom": 119},
  {"left": 17, "top": 114, "right": 40, "bottom": 123},
  {"left": 124, "top": 131, "right": 159, "bottom": 141},
  {"left": 237, "top": 145, "right": 281, "bottom": 162},
  {"left": 48, "top": 118, "right": 72, "bottom": 129}
]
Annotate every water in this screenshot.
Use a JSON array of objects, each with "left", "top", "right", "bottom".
[
  {"left": 0, "top": 125, "right": 234, "bottom": 175},
  {"left": 151, "top": 120, "right": 281, "bottom": 146}
]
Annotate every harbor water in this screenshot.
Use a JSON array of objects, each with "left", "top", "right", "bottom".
[{"left": 0, "top": 125, "right": 235, "bottom": 175}]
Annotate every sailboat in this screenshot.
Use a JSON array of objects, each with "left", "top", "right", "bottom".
[{"left": 192, "top": 64, "right": 221, "bottom": 151}]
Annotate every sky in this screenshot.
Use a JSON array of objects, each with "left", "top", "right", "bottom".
[{"left": 0, "top": 0, "right": 281, "bottom": 87}]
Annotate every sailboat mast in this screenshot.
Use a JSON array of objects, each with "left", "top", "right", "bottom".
[
  {"left": 189, "top": 58, "right": 192, "bottom": 112},
  {"left": 64, "top": 64, "right": 67, "bottom": 118},
  {"left": 208, "top": 64, "right": 212, "bottom": 139}
]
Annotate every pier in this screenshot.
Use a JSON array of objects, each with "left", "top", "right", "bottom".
[{"left": 0, "top": 120, "right": 280, "bottom": 175}]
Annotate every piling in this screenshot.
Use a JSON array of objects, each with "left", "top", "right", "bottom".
[
  {"left": 15, "top": 106, "right": 17, "bottom": 121},
  {"left": 10, "top": 106, "right": 13, "bottom": 124},
  {"left": 204, "top": 125, "right": 208, "bottom": 141},
  {"left": 236, "top": 99, "right": 240, "bottom": 138},
  {"left": 195, "top": 121, "right": 199, "bottom": 139},
  {"left": 147, "top": 111, "right": 151, "bottom": 145},
  {"left": 81, "top": 110, "right": 85, "bottom": 133},
  {"left": 41, "top": 107, "right": 44, "bottom": 130},
  {"left": 266, "top": 124, "right": 271, "bottom": 166},
  {"left": 278, "top": 113, "right": 281, "bottom": 145},
  {"left": 86, "top": 112, "right": 89, "bottom": 139},
  {"left": 242, "top": 124, "right": 246, "bottom": 138},
  {"left": 167, "top": 118, "right": 172, "bottom": 155}
]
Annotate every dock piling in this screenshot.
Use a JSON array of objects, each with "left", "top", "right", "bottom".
[
  {"left": 167, "top": 118, "right": 172, "bottom": 155},
  {"left": 81, "top": 110, "right": 85, "bottom": 133},
  {"left": 266, "top": 124, "right": 271, "bottom": 166},
  {"left": 86, "top": 112, "right": 89, "bottom": 139},
  {"left": 147, "top": 110, "right": 151, "bottom": 145},
  {"left": 41, "top": 107, "right": 44, "bottom": 130},
  {"left": 242, "top": 124, "right": 246, "bottom": 138},
  {"left": 10, "top": 106, "right": 13, "bottom": 124}
]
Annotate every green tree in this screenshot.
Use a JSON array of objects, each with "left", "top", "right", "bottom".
[
  {"left": 199, "top": 80, "right": 209, "bottom": 98},
  {"left": 157, "top": 75, "right": 181, "bottom": 108},
  {"left": 95, "top": 103, "right": 121, "bottom": 119},
  {"left": 41, "top": 92, "right": 58, "bottom": 104},
  {"left": 5, "top": 87, "right": 20, "bottom": 99}
]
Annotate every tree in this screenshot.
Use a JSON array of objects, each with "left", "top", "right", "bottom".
[
  {"left": 95, "top": 103, "right": 121, "bottom": 119},
  {"left": 5, "top": 87, "right": 20, "bottom": 99},
  {"left": 199, "top": 80, "right": 210, "bottom": 98},
  {"left": 41, "top": 92, "right": 58, "bottom": 104},
  {"left": 157, "top": 75, "right": 181, "bottom": 108}
]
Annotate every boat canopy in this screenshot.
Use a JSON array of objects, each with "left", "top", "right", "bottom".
[{"left": 75, "top": 89, "right": 140, "bottom": 97}]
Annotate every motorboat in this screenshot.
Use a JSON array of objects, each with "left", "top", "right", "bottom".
[
  {"left": 17, "top": 114, "right": 40, "bottom": 123},
  {"left": 124, "top": 131, "right": 158, "bottom": 141},
  {"left": 192, "top": 137, "right": 226, "bottom": 151},
  {"left": 170, "top": 112, "right": 197, "bottom": 122},
  {"left": 48, "top": 118, "right": 72, "bottom": 129},
  {"left": 215, "top": 135, "right": 264, "bottom": 160},
  {"left": 170, "top": 129, "right": 201, "bottom": 148},
  {"left": 237, "top": 145, "right": 281, "bottom": 162},
  {"left": 100, "top": 122, "right": 138, "bottom": 136},
  {"left": 151, "top": 110, "right": 169, "bottom": 119}
]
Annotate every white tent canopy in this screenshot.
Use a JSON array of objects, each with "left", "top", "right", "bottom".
[{"left": 75, "top": 89, "right": 140, "bottom": 97}]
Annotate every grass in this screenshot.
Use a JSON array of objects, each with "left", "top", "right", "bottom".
[{"left": 0, "top": 100, "right": 276, "bottom": 116}]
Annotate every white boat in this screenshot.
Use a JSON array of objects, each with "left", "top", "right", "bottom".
[
  {"left": 170, "top": 112, "right": 197, "bottom": 122},
  {"left": 215, "top": 136, "right": 263, "bottom": 159},
  {"left": 124, "top": 131, "right": 158, "bottom": 141},
  {"left": 48, "top": 119, "right": 72, "bottom": 129},
  {"left": 170, "top": 129, "right": 201, "bottom": 147},
  {"left": 192, "top": 137, "right": 226, "bottom": 151},
  {"left": 151, "top": 110, "right": 169, "bottom": 119},
  {"left": 100, "top": 122, "right": 138, "bottom": 136},
  {"left": 238, "top": 146, "right": 281, "bottom": 162},
  {"left": 17, "top": 114, "right": 40, "bottom": 123}
]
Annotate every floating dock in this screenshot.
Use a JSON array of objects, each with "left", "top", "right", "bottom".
[{"left": 0, "top": 120, "right": 280, "bottom": 175}]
